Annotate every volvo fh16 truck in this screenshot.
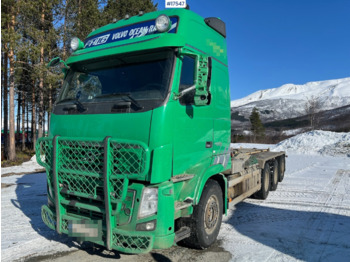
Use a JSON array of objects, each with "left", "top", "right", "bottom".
[{"left": 36, "top": 8, "right": 286, "bottom": 254}]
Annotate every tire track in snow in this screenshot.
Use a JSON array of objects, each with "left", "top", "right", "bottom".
[{"left": 294, "top": 169, "right": 350, "bottom": 261}]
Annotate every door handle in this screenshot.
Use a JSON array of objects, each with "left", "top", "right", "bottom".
[{"left": 206, "top": 141, "right": 213, "bottom": 148}]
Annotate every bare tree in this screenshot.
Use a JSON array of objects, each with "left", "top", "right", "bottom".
[{"left": 304, "top": 96, "right": 321, "bottom": 130}]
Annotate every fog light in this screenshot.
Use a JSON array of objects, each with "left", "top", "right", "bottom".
[
  {"left": 155, "top": 15, "right": 171, "bottom": 32},
  {"left": 136, "top": 220, "right": 157, "bottom": 231}
]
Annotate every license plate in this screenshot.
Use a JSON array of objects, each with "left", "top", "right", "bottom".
[{"left": 68, "top": 220, "right": 102, "bottom": 240}]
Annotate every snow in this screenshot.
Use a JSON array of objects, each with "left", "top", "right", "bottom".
[
  {"left": 1, "top": 131, "right": 350, "bottom": 261},
  {"left": 1, "top": 155, "right": 44, "bottom": 176},
  {"left": 242, "top": 130, "right": 252, "bottom": 135},
  {"left": 281, "top": 128, "right": 305, "bottom": 136},
  {"left": 219, "top": 154, "right": 350, "bottom": 261},
  {"left": 273, "top": 130, "right": 350, "bottom": 156},
  {"left": 1, "top": 172, "right": 78, "bottom": 262}
]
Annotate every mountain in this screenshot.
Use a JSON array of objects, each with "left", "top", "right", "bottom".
[{"left": 231, "top": 77, "right": 350, "bottom": 123}]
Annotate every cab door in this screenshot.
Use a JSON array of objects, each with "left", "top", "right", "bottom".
[{"left": 172, "top": 53, "right": 213, "bottom": 177}]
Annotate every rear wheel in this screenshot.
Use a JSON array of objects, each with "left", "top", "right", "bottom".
[
  {"left": 278, "top": 155, "right": 286, "bottom": 182},
  {"left": 270, "top": 159, "right": 278, "bottom": 191},
  {"left": 255, "top": 162, "right": 270, "bottom": 199},
  {"left": 180, "top": 180, "right": 223, "bottom": 249}
]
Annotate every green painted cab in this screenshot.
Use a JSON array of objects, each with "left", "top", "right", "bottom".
[{"left": 37, "top": 8, "right": 231, "bottom": 253}]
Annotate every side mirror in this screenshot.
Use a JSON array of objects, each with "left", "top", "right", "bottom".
[
  {"left": 47, "top": 57, "right": 61, "bottom": 67},
  {"left": 176, "top": 49, "right": 210, "bottom": 106},
  {"left": 47, "top": 57, "right": 69, "bottom": 72}
]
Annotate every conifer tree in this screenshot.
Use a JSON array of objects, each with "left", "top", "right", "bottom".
[
  {"left": 249, "top": 107, "right": 265, "bottom": 142},
  {"left": 2, "top": 0, "right": 19, "bottom": 160},
  {"left": 102, "top": 0, "right": 157, "bottom": 26},
  {"left": 1, "top": 48, "right": 9, "bottom": 158}
]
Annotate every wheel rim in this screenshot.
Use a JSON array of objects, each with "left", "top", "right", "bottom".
[{"left": 204, "top": 195, "right": 219, "bottom": 235}]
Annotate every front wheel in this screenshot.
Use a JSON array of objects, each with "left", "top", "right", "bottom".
[{"left": 180, "top": 180, "right": 223, "bottom": 249}]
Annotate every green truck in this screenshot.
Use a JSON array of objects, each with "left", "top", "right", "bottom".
[{"left": 36, "top": 8, "right": 286, "bottom": 254}]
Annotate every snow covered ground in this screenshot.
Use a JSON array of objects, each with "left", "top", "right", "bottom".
[
  {"left": 1, "top": 172, "right": 78, "bottom": 261},
  {"left": 219, "top": 153, "right": 350, "bottom": 261},
  {"left": 1, "top": 131, "right": 350, "bottom": 261},
  {"left": 1, "top": 155, "right": 44, "bottom": 176}
]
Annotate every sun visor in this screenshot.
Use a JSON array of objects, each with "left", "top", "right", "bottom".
[{"left": 204, "top": 17, "right": 226, "bottom": 38}]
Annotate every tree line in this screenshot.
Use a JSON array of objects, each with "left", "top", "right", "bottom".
[{"left": 1, "top": 0, "right": 157, "bottom": 161}]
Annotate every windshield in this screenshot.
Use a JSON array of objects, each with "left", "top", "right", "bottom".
[{"left": 55, "top": 49, "right": 174, "bottom": 114}]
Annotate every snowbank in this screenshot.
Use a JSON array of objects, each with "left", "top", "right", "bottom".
[
  {"left": 1, "top": 154, "right": 44, "bottom": 176},
  {"left": 273, "top": 130, "right": 350, "bottom": 157}
]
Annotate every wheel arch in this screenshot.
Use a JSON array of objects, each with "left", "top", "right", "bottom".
[
  {"left": 194, "top": 166, "right": 228, "bottom": 215},
  {"left": 208, "top": 174, "right": 227, "bottom": 215}
]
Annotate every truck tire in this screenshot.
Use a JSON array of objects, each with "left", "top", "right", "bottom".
[
  {"left": 254, "top": 162, "right": 270, "bottom": 199},
  {"left": 180, "top": 179, "right": 223, "bottom": 249},
  {"left": 278, "top": 155, "right": 285, "bottom": 182},
  {"left": 270, "top": 159, "right": 278, "bottom": 191}
]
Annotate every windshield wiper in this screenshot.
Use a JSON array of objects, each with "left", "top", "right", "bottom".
[
  {"left": 57, "top": 98, "right": 86, "bottom": 112},
  {"left": 95, "top": 93, "right": 143, "bottom": 109},
  {"left": 94, "top": 92, "right": 131, "bottom": 99}
]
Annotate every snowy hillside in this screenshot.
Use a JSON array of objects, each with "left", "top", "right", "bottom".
[{"left": 231, "top": 77, "right": 350, "bottom": 122}]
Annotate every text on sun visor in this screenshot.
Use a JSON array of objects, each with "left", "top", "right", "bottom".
[{"left": 84, "top": 17, "right": 178, "bottom": 49}]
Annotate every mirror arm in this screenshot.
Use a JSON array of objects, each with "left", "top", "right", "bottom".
[
  {"left": 61, "top": 60, "right": 69, "bottom": 69},
  {"left": 173, "top": 85, "right": 196, "bottom": 100},
  {"left": 47, "top": 57, "right": 69, "bottom": 69}
]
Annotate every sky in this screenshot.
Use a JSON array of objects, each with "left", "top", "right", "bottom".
[{"left": 154, "top": 0, "right": 350, "bottom": 100}]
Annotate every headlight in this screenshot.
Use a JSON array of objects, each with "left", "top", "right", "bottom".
[
  {"left": 155, "top": 15, "right": 171, "bottom": 32},
  {"left": 70, "top": 37, "right": 84, "bottom": 51},
  {"left": 138, "top": 187, "right": 158, "bottom": 218}
]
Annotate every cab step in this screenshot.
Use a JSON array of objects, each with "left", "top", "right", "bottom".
[
  {"left": 175, "top": 199, "right": 193, "bottom": 211},
  {"left": 174, "top": 226, "right": 191, "bottom": 243}
]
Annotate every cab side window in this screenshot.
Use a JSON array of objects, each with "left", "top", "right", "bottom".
[{"left": 179, "top": 56, "right": 195, "bottom": 105}]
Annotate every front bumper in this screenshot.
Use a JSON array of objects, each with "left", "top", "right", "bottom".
[
  {"left": 41, "top": 202, "right": 174, "bottom": 253},
  {"left": 37, "top": 136, "right": 175, "bottom": 253}
]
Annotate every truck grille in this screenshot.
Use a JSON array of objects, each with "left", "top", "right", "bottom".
[
  {"left": 37, "top": 138, "right": 149, "bottom": 176},
  {"left": 58, "top": 171, "right": 103, "bottom": 199},
  {"left": 58, "top": 140, "right": 104, "bottom": 174},
  {"left": 110, "top": 141, "right": 147, "bottom": 175},
  {"left": 36, "top": 136, "right": 149, "bottom": 233},
  {"left": 36, "top": 138, "right": 53, "bottom": 170}
]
